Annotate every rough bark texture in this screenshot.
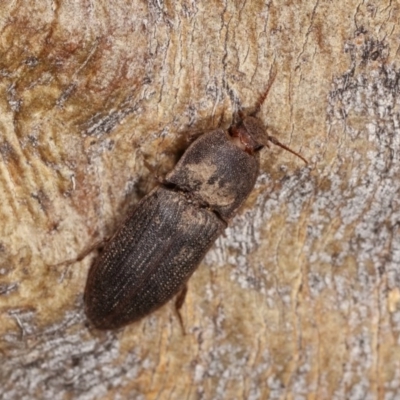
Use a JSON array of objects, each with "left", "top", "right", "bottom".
[{"left": 1, "top": 1, "right": 400, "bottom": 399}]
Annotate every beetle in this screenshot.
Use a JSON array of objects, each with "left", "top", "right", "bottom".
[{"left": 84, "top": 70, "right": 307, "bottom": 330}]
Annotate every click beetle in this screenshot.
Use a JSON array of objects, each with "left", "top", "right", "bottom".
[{"left": 84, "top": 71, "right": 307, "bottom": 330}]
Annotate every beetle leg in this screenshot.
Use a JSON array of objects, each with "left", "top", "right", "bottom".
[
  {"left": 175, "top": 284, "right": 188, "bottom": 335},
  {"left": 52, "top": 237, "right": 108, "bottom": 268}
]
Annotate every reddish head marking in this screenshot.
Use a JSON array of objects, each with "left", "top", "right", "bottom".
[
  {"left": 229, "top": 65, "right": 308, "bottom": 164},
  {"left": 230, "top": 123, "right": 263, "bottom": 154}
]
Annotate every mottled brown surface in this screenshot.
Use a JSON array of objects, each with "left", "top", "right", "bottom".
[{"left": 1, "top": 1, "right": 400, "bottom": 399}]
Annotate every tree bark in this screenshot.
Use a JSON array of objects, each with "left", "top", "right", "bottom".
[{"left": 1, "top": 1, "right": 400, "bottom": 399}]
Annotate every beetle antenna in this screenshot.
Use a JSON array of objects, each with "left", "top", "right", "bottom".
[
  {"left": 267, "top": 135, "right": 308, "bottom": 164},
  {"left": 251, "top": 62, "right": 278, "bottom": 116}
]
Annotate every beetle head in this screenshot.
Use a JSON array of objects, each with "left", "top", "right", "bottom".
[
  {"left": 229, "top": 116, "right": 265, "bottom": 155},
  {"left": 229, "top": 66, "right": 308, "bottom": 164},
  {"left": 228, "top": 65, "right": 276, "bottom": 155}
]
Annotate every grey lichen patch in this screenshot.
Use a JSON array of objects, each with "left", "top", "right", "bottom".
[
  {"left": 0, "top": 282, "right": 18, "bottom": 296},
  {"left": 326, "top": 39, "right": 400, "bottom": 281},
  {"left": 2, "top": 306, "right": 140, "bottom": 399},
  {"left": 303, "top": 35, "right": 400, "bottom": 397}
]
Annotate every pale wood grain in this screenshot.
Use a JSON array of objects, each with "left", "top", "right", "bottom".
[{"left": 1, "top": 1, "right": 400, "bottom": 399}]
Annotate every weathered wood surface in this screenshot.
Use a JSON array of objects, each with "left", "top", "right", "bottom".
[{"left": 1, "top": 1, "right": 400, "bottom": 399}]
